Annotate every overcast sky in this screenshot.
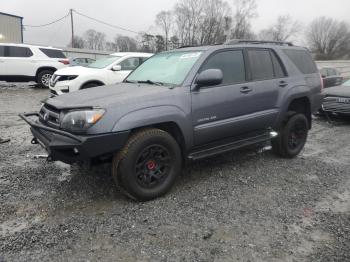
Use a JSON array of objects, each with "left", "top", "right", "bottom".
[{"left": 1, "top": 0, "right": 350, "bottom": 47}]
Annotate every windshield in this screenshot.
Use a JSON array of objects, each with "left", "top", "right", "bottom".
[
  {"left": 343, "top": 79, "right": 350, "bottom": 87},
  {"left": 87, "top": 55, "right": 122, "bottom": 69},
  {"left": 126, "top": 51, "right": 202, "bottom": 86}
]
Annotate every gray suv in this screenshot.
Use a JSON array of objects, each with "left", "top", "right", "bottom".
[{"left": 21, "top": 40, "right": 324, "bottom": 201}]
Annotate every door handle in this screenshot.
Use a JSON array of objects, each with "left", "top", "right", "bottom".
[
  {"left": 279, "top": 81, "right": 288, "bottom": 87},
  {"left": 240, "top": 86, "right": 252, "bottom": 94}
]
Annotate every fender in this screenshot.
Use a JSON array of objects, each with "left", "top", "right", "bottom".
[
  {"left": 112, "top": 106, "right": 193, "bottom": 149},
  {"left": 273, "top": 85, "right": 311, "bottom": 129}
]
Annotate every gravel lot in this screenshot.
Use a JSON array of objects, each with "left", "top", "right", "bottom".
[{"left": 1, "top": 83, "right": 350, "bottom": 262}]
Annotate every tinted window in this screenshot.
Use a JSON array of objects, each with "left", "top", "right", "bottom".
[
  {"left": 327, "top": 68, "right": 337, "bottom": 76},
  {"left": 247, "top": 49, "right": 274, "bottom": 80},
  {"left": 271, "top": 51, "right": 286, "bottom": 78},
  {"left": 283, "top": 49, "right": 317, "bottom": 74},
  {"left": 200, "top": 50, "right": 246, "bottom": 85},
  {"left": 120, "top": 57, "right": 140, "bottom": 71},
  {"left": 0, "top": 46, "right": 4, "bottom": 57},
  {"left": 39, "top": 48, "right": 66, "bottom": 58},
  {"left": 7, "top": 46, "right": 33, "bottom": 57}
]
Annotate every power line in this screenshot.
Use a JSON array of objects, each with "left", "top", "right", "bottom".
[
  {"left": 23, "top": 13, "right": 70, "bottom": 28},
  {"left": 73, "top": 10, "right": 140, "bottom": 35}
]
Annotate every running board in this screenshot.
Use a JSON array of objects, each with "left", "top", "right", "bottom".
[{"left": 188, "top": 132, "right": 274, "bottom": 160}]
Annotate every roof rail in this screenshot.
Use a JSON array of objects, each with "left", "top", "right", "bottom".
[
  {"left": 177, "top": 45, "right": 199, "bottom": 49},
  {"left": 225, "top": 39, "right": 293, "bottom": 46}
]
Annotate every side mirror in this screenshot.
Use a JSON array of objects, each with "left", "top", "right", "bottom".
[
  {"left": 111, "top": 65, "right": 122, "bottom": 71},
  {"left": 195, "top": 69, "right": 223, "bottom": 88}
]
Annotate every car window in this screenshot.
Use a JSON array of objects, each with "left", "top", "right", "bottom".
[
  {"left": 271, "top": 51, "right": 286, "bottom": 78},
  {"left": 320, "top": 68, "right": 327, "bottom": 76},
  {"left": 0, "top": 46, "right": 4, "bottom": 57},
  {"left": 283, "top": 49, "right": 318, "bottom": 74},
  {"left": 247, "top": 49, "right": 274, "bottom": 81},
  {"left": 6, "top": 46, "right": 33, "bottom": 57},
  {"left": 119, "top": 57, "right": 140, "bottom": 71},
  {"left": 200, "top": 50, "right": 246, "bottom": 85},
  {"left": 140, "top": 57, "right": 149, "bottom": 64},
  {"left": 327, "top": 68, "right": 336, "bottom": 76},
  {"left": 39, "top": 48, "right": 66, "bottom": 58}
]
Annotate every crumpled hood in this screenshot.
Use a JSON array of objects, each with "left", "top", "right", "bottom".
[
  {"left": 54, "top": 66, "right": 100, "bottom": 76},
  {"left": 324, "top": 85, "right": 350, "bottom": 97},
  {"left": 46, "top": 83, "right": 172, "bottom": 110}
]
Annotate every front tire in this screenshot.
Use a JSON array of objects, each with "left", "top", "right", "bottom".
[
  {"left": 37, "top": 70, "right": 54, "bottom": 88},
  {"left": 112, "top": 129, "right": 182, "bottom": 201},
  {"left": 272, "top": 113, "right": 309, "bottom": 158}
]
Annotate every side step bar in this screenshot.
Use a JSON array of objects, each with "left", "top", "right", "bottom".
[{"left": 188, "top": 131, "right": 277, "bottom": 161}]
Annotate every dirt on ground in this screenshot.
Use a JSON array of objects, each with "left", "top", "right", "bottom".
[{"left": 0, "top": 83, "right": 350, "bottom": 262}]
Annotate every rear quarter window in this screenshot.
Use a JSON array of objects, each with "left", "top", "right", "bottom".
[
  {"left": 283, "top": 49, "right": 317, "bottom": 74},
  {"left": 39, "top": 48, "right": 66, "bottom": 58}
]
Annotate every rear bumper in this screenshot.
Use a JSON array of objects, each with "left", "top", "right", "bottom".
[{"left": 20, "top": 112, "right": 129, "bottom": 164}]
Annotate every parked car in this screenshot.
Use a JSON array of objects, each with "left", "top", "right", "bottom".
[
  {"left": 70, "top": 57, "right": 95, "bottom": 67},
  {"left": 0, "top": 43, "right": 69, "bottom": 88},
  {"left": 319, "top": 67, "right": 343, "bottom": 88},
  {"left": 322, "top": 79, "right": 350, "bottom": 116},
  {"left": 21, "top": 40, "right": 323, "bottom": 201},
  {"left": 49, "top": 52, "right": 153, "bottom": 96}
]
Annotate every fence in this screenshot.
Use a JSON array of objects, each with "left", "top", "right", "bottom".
[{"left": 61, "top": 47, "right": 112, "bottom": 60}]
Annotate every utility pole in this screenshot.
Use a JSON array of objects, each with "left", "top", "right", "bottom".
[{"left": 70, "top": 9, "right": 74, "bottom": 48}]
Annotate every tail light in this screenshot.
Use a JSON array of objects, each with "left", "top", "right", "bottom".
[{"left": 59, "top": 59, "right": 70, "bottom": 65}]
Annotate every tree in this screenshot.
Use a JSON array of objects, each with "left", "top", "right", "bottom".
[
  {"left": 154, "top": 35, "right": 166, "bottom": 52},
  {"left": 68, "top": 36, "right": 85, "bottom": 49},
  {"left": 259, "top": 15, "right": 301, "bottom": 42},
  {"left": 155, "top": 11, "right": 173, "bottom": 50},
  {"left": 114, "top": 35, "right": 138, "bottom": 52},
  {"left": 231, "top": 0, "right": 257, "bottom": 39},
  {"left": 306, "top": 17, "right": 350, "bottom": 60},
  {"left": 83, "top": 29, "right": 106, "bottom": 50}
]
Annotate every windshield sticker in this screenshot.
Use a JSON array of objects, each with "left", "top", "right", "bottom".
[{"left": 180, "top": 52, "right": 201, "bottom": 59}]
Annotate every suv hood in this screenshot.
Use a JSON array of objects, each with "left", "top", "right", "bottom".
[
  {"left": 324, "top": 85, "right": 350, "bottom": 97},
  {"left": 46, "top": 83, "right": 174, "bottom": 110},
  {"left": 54, "top": 66, "right": 101, "bottom": 76}
]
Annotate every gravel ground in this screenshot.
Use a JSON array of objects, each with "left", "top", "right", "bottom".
[{"left": 1, "top": 83, "right": 350, "bottom": 262}]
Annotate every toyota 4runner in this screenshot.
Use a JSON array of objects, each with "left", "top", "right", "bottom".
[{"left": 20, "top": 40, "right": 324, "bottom": 201}]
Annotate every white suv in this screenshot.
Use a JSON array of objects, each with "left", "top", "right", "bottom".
[
  {"left": 0, "top": 43, "right": 69, "bottom": 88},
  {"left": 49, "top": 52, "right": 153, "bottom": 96}
]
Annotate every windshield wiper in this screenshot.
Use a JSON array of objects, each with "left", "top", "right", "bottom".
[
  {"left": 137, "top": 80, "right": 164, "bottom": 86},
  {"left": 124, "top": 80, "right": 137, "bottom": 84}
]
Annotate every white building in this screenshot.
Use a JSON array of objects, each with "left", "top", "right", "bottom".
[{"left": 0, "top": 12, "right": 23, "bottom": 43}]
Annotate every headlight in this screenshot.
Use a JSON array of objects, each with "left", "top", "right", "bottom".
[
  {"left": 58, "top": 75, "right": 78, "bottom": 82},
  {"left": 61, "top": 109, "right": 105, "bottom": 133}
]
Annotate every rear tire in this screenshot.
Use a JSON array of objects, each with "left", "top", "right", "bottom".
[
  {"left": 272, "top": 113, "right": 309, "bottom": 158},
  {"left": 37, "top": 70, "right": 54, "bottom": 88},
  {"left": 112, "top": 128, "right": 182, "bottom": 201}
]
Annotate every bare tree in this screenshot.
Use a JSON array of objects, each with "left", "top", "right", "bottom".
[
  {"left": 231, "top": 0, "right": 257, "bottom": 39},
  {"left": 155, "top": 11, "right": 173, "bottom": 50},
  {"left": 83, "top": 29, "right": 106, "bottom": 50},
  {"left": 114, "top": 35, "right": 138, "bottom": 52},
  {"left": 259, "top": 15, "right": 301, "bottom": 42},
  {"left": 306, "top": 17, "right": 350, "bottom": 60},
  {"left": 68, "top": 36, "right": 85, "bottom": 49},
  {"left": 199, "top": 0, "right": 232, "bottom": 45}
]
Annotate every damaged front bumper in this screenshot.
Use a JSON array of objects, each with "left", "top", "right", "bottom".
[{"left": 19, "top": 112, "right": 129, "bottom": 164}]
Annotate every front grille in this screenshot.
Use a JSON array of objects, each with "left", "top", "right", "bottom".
[
  {"left": 39, "top": 104, "right": 61, "bottom": 128},
  {"left": 323, "top": 96, "right": 350, "bottom": 114}
]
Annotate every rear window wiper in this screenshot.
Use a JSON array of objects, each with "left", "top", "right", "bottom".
[{"left": 136, "top": 80, "right": 164, "bottom": 86}]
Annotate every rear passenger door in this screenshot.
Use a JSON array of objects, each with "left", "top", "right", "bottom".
[
  {"left": 243, "top": 48, "right": 284, "bottom": 129},
  {"left": 2, "top": 46, "right": 35, "bottom": 77}
]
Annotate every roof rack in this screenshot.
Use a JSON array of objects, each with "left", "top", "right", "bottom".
[{"left": 225, "top": 39, "right": 293, "bottom": 46}]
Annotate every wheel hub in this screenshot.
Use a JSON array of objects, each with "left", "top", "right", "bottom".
[{"left": 146, "top": 160, "right": 157, "bottom": 170}]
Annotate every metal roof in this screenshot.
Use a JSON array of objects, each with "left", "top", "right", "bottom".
[{"left": 0, "top": 12, "right": 23, "bottom": 19}]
